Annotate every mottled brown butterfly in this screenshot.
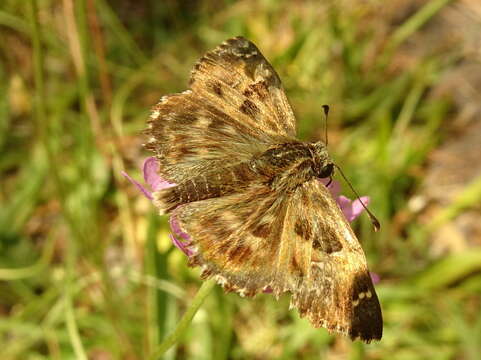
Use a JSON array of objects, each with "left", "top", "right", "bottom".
[{"left": 144, "top": 36, "right": 382, "bottom": 342}]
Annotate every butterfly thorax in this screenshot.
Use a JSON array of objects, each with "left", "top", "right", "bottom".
[
  {"left": 251, "top": 141, "right": 334, "bottom": 191},
  {"left": 156, "top": 141, "right": 334, "bottom": 212}
]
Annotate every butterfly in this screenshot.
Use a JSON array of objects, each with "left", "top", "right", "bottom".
[{"left": 144, "top": 36, "right": 382, "bottom": 342}]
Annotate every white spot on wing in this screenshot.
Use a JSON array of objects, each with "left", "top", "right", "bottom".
[{"left": 150, "top": 110, "right": 160, "bottom": 119}]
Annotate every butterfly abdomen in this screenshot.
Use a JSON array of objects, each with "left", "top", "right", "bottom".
[
  {"left": 154, "top": 178, "right": 221, "bottom": 214},
  {"left": 153, "top": 162, "right": 261, "bottom": 213}
]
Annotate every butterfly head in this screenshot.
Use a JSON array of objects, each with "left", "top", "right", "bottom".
[{"left": 311, "top": 141, "right": 335, "bottom": 179}]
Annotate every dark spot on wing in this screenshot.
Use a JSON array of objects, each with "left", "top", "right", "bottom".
[
  {"left": 250, "top": 222, "right": 271, "bottom": 238},
  {"left": 312, "top": 233, "right": 343, "bottom": 254},
  {"left": 251, "top": 81, "right": 269, "bottom": 100},
  {"left": 240, "top": 99, "right": 260, "bottom": 117},
  {"left": 203, "top": 103, "right": 258, "bottom": 137},
  {"left": 243, "top": 88, "right": 254, "bottom": 97},
  {"left": 232, "top": 163, "right": 256, "bottom": 183},
  {"left": 294, "top": 219, "right": 312, "bottom": 241},
  {"left": 179, "top": 113, "right": 198, "bottom": 125},
  {"left": 208, "top": 118, "right": 225, "bottom": 130},
  {"left": 228, "top": 245, "right": 253, "bottom": 263},
  {"left": 349, "top": 272, "right": 383, "bottom": 342},
  {"left": 211, "top": 81, "right": 223, "bottom": 97},
  {"left": 178, "top": 146, "right": 197, "bottom": 157},
  {"left": 222, "top": 282, "right": 236, "bottom": 293}
]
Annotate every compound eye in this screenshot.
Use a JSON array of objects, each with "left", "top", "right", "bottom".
[{"left": 318, "top": 163, "right": 334, "bottom": 178}]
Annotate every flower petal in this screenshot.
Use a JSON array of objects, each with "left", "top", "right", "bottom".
[
  {"left": 351, "top": 196, "right": 370, "bottom": 221},
  {"left": 169, "top": 213, "right": 195, "bottom": 256},
  {"left": 336, "top": 195, "right": 352, "bottom": 219},
  {"left": 121, "top": 171, "right": 153, "bottom": 200},
  {"left": 169, "top": 234, "right": 193, "bottom": 256},
  {"left": 337, "top": 195, "right": 370, "bottom": 222},
  {"left": 143, "top": 157, "right": 175, "bottom": 191},
  {"left": 370, "top": 272, "right": 381, "bottom": 285},
  {"left": 169, "top": 213, "right": 191, "bottom": 242},
  {"left": 319, "top": 178, "right": 341, "bottom": 198}
]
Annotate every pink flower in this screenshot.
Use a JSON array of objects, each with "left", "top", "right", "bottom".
[
  {"left": 122, "top": 158, "right": 193, "bottom": 255},
  {"left": 123, "top": 157, "right": 371, "bottom": 257},
  {"left": 318, "top": 178, "right": 371, "bottom": 222},
  {"left": 121, "top": 157, "right": 175, "bottom": 200}
]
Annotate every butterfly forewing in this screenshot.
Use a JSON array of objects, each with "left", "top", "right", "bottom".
[
  {"left": 146, "top": 37, "right": 299, "bottom": 184},
  {"left": 189, "top": 36, "right": 297, "bottom": 137},
  {"left": 145, "top": 36, "right": 382, "bottom": 342},
  {"left": 145, "top": 91, "right": 277, "bottom": 184}
]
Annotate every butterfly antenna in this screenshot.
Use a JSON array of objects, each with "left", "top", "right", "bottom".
[
  {"left": 334, "top": 164, "right": 381, "bottom": 232},
  {"left": 322, "top": 104, "right": 329, "bottom": 146}
]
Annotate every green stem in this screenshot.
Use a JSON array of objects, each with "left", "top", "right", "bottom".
[{"left": 149, "top": 279, "right": 216, "bottom": 360}]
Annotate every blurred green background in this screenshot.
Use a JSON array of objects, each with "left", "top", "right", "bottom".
[{"left": 2, "top": 0, "right": 481, "bottom": 359}]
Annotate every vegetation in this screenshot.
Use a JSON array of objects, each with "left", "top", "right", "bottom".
[{"left": 1, "top": 0, "right": 480, "bottom": 358}]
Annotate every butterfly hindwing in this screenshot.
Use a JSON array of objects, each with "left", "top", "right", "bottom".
[
  {"left": 172, "top": 178, "right": 382, "bottom": 342},
  {"left": 174, "top": 183, "right": 290, "bottom": 296}
]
